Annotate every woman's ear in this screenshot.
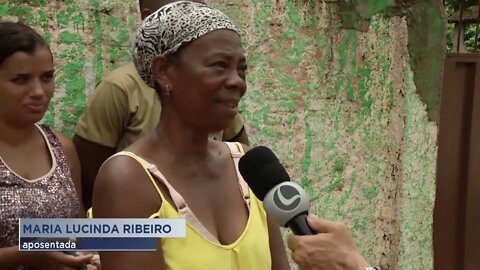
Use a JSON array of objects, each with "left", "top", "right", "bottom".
[
  {"left": 140, "top": 8, "right": 153, "bottom": 20},
  {"left": 152, "top": 55, "right": 172, "bottom": 90}
]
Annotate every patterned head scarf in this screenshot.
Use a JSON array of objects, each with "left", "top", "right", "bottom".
[{"left": 133, "top": 1, "right": 238, "bottom": 88}]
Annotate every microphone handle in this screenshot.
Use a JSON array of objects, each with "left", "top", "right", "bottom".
[{"left": 287, "top": 213, "right": 315, "bottom": 235}]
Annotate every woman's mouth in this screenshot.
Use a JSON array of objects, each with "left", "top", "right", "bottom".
[
  {"left": 25, "top": 103, "right": 47, "bottom": 114},
  {"left": 215, "top": 100, "right": 238, "bottom": 114}
]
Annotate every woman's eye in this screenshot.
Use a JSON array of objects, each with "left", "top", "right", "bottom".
[
  {"left": 11, "top": 76, "right": 27, "bottom": 84},
  {"left": 212, "top": 62, "right": 228, "bottom": 68},
  {"left": 42, "top": 73, "right": 54, "bottom": 82}
]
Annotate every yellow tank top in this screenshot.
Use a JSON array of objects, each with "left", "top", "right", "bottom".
[{"left": 100, "top": 142, "right": 272, "bottom": 270}]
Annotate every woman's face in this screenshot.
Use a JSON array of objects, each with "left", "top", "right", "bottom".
[
  {"left": 163, "top": 29, "right": 247, "bottom": 133},
  {"left": 0, "top": 45, "right": 54, "bottom": 127}
]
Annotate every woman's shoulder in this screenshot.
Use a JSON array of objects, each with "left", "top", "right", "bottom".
[
  {"left": 98, "top": 151, "right": 149, "bottom": 183},
  {"left": 93, "top": 151, "right": 162, "bottom": 218},
  {"left": 43, "top": 127, "right": 78, "bottom": 168},
  {"left": 37, "top": 124, "right": 71, "bottom": 147},
  {"left": 51, "top": 129, "right": 76, "bottom": 155}
]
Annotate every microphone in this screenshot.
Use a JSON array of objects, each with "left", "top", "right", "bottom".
[{"left": 238, "top": 146, "right": 315, "bottom": 235}]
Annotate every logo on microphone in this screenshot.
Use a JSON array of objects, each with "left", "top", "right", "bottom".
[{"left": 273, "top": 185, "right": 301, "bottom": 211}]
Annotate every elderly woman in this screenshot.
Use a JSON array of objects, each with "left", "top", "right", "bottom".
[{"left": 92, "top": 1, "right": 290, "bottom": 270}]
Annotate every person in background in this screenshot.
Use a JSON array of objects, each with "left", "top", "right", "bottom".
[
  {"left": 73, "top": 0, "right": 248, "bottom": 210},
  {"left": 0, "top": 22, "right": 96, "bottom": 270},
  {"left": 92, "top": 2, "right": 289, "bottom": 269},
  {"left": 288, "top": 214, "right": 379, "bottom": 270}
]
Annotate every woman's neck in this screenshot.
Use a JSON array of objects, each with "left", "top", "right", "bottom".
[
  {"left": 154, "top": 114, "right": 213, "bottom": 160},
  {"left": 0, "top": 120, "right": 38, "bottom": 147}
]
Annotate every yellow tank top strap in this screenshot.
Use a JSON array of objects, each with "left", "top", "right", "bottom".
[
  {"left": 112, "top": 151, "right": 166, "bottom": 202},
  {"left": 86, "top": 208, "right": 93, "bottom": 218},
  {"left": 225, "top": 142, "right": 250, "bottom": 207},
  {"left": 87, "top": 151, "right": 167, "bottom": 218},
  {"left": 234, "top": 142, "right": 245, "bottom": 155}
]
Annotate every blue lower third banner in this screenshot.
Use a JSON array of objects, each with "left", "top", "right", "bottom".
[
  {"left": 19, "top": 237, "right": 157, "bottom": 251},
  {"left": 18, "top": 218, "right": 186, "bottom": 251}
]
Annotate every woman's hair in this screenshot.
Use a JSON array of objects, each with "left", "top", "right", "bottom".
[{"left": 0, "top": 22, "right": 49, "bottom": 65}]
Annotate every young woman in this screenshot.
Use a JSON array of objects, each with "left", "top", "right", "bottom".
[{"left": 0, "top": 22, "right": 95, "bottom": 270}]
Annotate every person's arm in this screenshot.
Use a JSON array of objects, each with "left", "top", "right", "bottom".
[
  {"left": 92, "top": 156, "right": 166, "bottom": 270},
  {"left": 223, "top": 113, "right": 250, "bottom": 145},
  {"left": 287, "top": 214, "right": 371, "bottom": 270},
  {"left": 73, "top": 80, "right": 130, "bottom": 209},
  {"left": 0, "top": 246, "right": 93, "bottom": 269},
  {"left": 267, "top": 216, "right": 291, "bottom": 270},
  {"left": 55, "top": 132, "right": 86, "bottom": 214},
  {"left": 72, "top": 135, "right": 115, "bottom": 211},
  {"left": 51, "top": 133, "right": 101, "bottom": 269}
]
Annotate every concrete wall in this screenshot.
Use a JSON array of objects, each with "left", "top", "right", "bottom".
[{"left": 0, "top": 0, "right": 445, "bottom": 269}]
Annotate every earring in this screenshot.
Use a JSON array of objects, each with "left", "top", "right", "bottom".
[{"left": 164, "top": 85, "right": 171, "bottom": 97}]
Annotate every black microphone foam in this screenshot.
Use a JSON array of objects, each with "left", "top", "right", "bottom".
[{"left": 238, "top": 146, "right": 290, "bottom": 200}]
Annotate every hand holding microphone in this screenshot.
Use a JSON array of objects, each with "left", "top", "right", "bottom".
[
  {"left": 288, "top": 214, "right": 371, "bottom": 270},
  {"left": 239, "top": 146, "right": 375, "bottom": 270}
]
